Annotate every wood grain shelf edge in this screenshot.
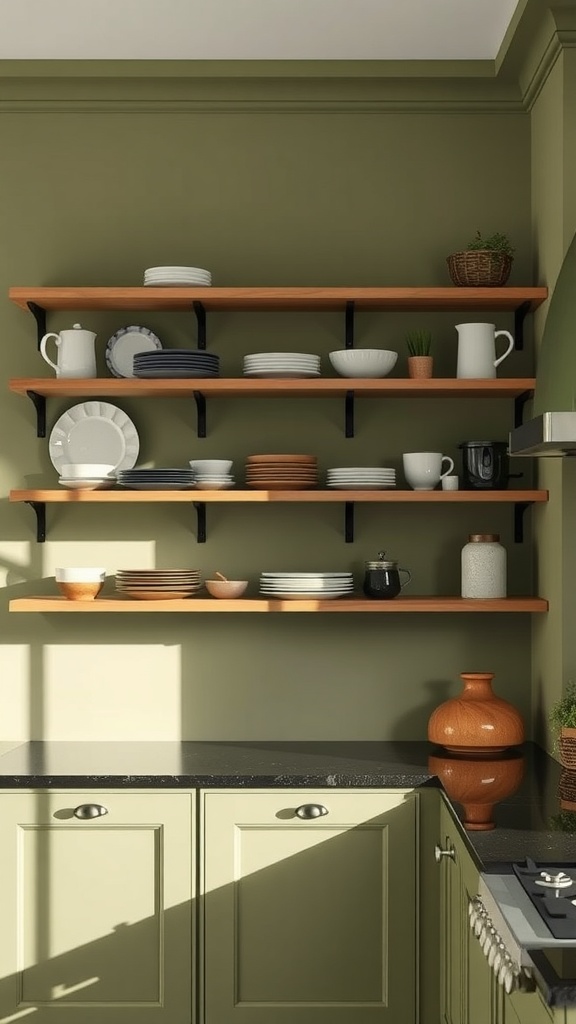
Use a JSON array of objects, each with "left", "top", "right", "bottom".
[{"left": 9, "top": 597, "right": 549, "bottom": 613}]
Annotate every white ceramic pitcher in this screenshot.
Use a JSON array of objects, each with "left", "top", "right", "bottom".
[
  {"left": 40, "top": 323, "right": 97, "bottom": 378},
  {"left": 456, "top": 323, "right": 515, "bottom": 379}
]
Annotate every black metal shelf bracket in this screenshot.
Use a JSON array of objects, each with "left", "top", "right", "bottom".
[
  {"left": 26, "top": 390, "right": 46, "bottom": 438},
  {"left": 25, "top": 501, "right": 46, "bottom": 543},
  {"left": 345, "top": 390, "right": 355, "bottom": 439},
  {"left": 345, "top": 501, "right": 354, "bottom": 543},
  {"left": 514, "top": 501, "right": 531, "bottom": 543},
  {"left": 193, "top": 391, "right": 206, "bottom": 438},
  {"left": 193, "top": 302, "right": 206, "bottom": 350},
  {"left": 345, "top": 301, "right": 355, "bottom": 349},
  {"left": 27, "top": 302, "right": 47, "bottom": 350},
  {"left": 193, "top": 501, "right": 206, "bottom": 543},
  {"left": 514, "top": 389, "right": 533, "bottom": 428},
  {"left": 514, "top": 301, "right": 531, "bottom": 352}
]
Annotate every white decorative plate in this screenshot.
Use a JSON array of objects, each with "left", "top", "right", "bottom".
[
  {"left": 49, "top": 402, "right": 140, "bottom": 474},
  {"left": 106, "top": 325, "right": 162, "bottom": 378}
]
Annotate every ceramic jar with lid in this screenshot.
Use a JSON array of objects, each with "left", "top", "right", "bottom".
[
  {"left": 363, "top": 551, "right": 412, "bottom": 600},
  {"left": 461, "top": 534, "right": 507, "bottom": 598}
]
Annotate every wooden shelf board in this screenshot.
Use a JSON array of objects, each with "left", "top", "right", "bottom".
[
  {"left": 9, "top": 596, "right": 548, "bottom": 613},
  {"left": 9, "top": 286, "right": 548, "bottom": 314},
  {"left": 9, "top": 489, "right": 548, "bottom": 504},
  {"left": 10, "top": 377, "right": 537, "bottom": 399}
]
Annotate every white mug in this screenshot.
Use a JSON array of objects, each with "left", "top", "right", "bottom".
[
  {"left": 40, "top": 322, "right": 97, "bottom": 379},
  {"left": 456, "top": 322, "right": 515, "bottom": 379},
  {"left": 441, "top": 475, "right": 460, "bottom": 491},
  {"left": 403, "top": 452, "right": 455, "bottom": 491}
]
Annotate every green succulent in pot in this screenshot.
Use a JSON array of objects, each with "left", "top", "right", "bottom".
[{"left": 405, "top": 330, "right": 433, "bottom": 379}]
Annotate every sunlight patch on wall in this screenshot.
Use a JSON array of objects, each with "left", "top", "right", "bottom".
[
  {"left": 42, "top": 541, "right": 157, "bottom": 577},
  {"left": 0, "top": 646, "right": 30, "bottom": 739},
  {"left": 0, "top": 542, "right": 32, "bottom": 587}
]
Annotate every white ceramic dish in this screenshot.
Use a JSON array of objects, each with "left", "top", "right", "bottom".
[
  {"left": 59, "top": 478, "right": 116, "bottom": 490},
  {"left": 106, "top": 325, "right": 162, "bottom": 378},
  {"left": 49, "top": 402, "right": 139, "bottom": 474},
  {"left": 59, "top": 463, "right": 116, "bottom": 478},
  {"left": 329, "top": 349, "right": 398, "bottom": 378},
  {"left": 244, "top": 370, "right": 321, "bottom": 378},
  {"left": 189, "top": 460, "right": 233, "bottom": 473},
  {"left": 195, "top": 481, "right": 235, "bottom": 490},
  {"left": 55, "top": 567, "right": 106, "bottom": 582},
  {"left": 260, "top": 590, "right": 352, "bottom": 600}
]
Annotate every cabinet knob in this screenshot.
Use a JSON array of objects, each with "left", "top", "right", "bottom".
[
  {"left": 295, "top": 804, "right": 329, "bottom": 819},
  {"left": 73, "top": 803, "right": 108, "bottom": 820},
  {"left": 434, "top": 843, "right": 456, "bottom": 863}
]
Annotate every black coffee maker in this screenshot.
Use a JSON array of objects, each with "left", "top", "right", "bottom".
[{"left": 459, "top": 440, "right": 522, "bottom": 490}]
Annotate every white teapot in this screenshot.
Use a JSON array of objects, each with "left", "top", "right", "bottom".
[{"left": 40, "top": 323, "right": 97, "bottom": 379}]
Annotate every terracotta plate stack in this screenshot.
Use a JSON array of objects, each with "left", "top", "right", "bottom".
[
  {"left": 245, "top": 454, "right": 318, "bottom": 490},
  {"left": 115, "top": 569, "right": 203, "bottom": 600}
]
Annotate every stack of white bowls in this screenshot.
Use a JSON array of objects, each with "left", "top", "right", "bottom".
[
  {"left": 58, "top": 463, "right": 116, "bottom": 490},
  {"left": 259, "top": 572, "right": 354, "bottom": 600},
  {"left": 243, "top": 352, "right": 321, "bottom": 378},
  {"left": 189, "top": 459, "right": 234, "bottom": 490},
  {"left": 327, "top": 466, "right": 397, "bottom": 490},
  {"left": 143, "top": 266, "right": 212, "bottom": 287}
]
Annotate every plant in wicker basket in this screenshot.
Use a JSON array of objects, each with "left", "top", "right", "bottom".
[
  {"left": 550, "top": 682, "right": 576, "bottom": 770},
  {"left": 447, "top": 230, "right": 515, "bottom": 287}
]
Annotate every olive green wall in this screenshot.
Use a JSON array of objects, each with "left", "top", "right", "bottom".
[{"left": 0, "top": 74, "right": 534, "bottom": 741}]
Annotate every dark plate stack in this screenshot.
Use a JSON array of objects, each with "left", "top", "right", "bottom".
[
  {"left": 117, "top": 467, "right": 195, "bottom": 490},
  {"left": 133, "top": 349, "right": 220, "bottom": 379}
]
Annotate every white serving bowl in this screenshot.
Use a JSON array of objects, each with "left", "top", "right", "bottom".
[
  {"left": 189, "top": 459, "right": 233, "bottom": 474},
  {"left": 60, "top": 463, "right": 116, "bottom": 479},
  {"left": 59, "top": 478, "right": 115, "bottom": 490},
  {"left": 328, "top": 349, "right": 398, "bottom": 378},
  {"left": 55, "top": 567, "right": 107, "bottom": 583}
]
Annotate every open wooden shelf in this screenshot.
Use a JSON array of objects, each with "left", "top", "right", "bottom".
[
  {"left": 9, "top": 377, "right": 537, "bottom": 399},
  {"left": 9, "top": 489, "right": 549, "bottom": 504},
  {"left": 9, "top": 286, "right": 548, "bottom": 314},
  {"left": 9, "top": 596, "right": 549, "bottom": 614}
]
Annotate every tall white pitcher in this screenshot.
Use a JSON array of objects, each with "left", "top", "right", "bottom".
[
  {"left": 40, "top": 322, "right": 97, "bottom": 378},
  {"left": 456, "top": 323, "right": 515, "bottom": 379}
]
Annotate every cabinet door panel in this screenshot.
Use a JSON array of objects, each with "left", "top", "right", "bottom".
[
  {"left": 201, "top": 789, "right": 416, "bottom": 1024},
  {"left": 0, "top": 791, "right": 194, "bottom": 1024}
]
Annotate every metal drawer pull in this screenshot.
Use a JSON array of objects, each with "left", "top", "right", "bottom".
[
  {"left": 73, "top": 804, "right": 108, "bottom": 820},
  {"left": 295, "top": 804, "right": 328, "bottom": 819},
  {"left": 434, "top": 843, "right": 456, "bottom": 863}
]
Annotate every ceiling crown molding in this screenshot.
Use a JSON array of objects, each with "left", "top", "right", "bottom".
[{"left": 496, "top": 0, "right": 576, "bottom": 109}]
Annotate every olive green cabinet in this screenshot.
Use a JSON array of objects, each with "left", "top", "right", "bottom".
[
  {"left": 200, "top": 788, "right": 418, "bottom": 1024},
  {"left": 0, "top": 790, "right": 195, "bottom": 1024},
  {"left": 499, "top": 987, "right": 554, "bottom": 1023}
]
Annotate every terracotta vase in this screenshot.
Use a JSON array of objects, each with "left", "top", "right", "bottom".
[
  {"left": 428, "top": 753, "right": 524, "bottom": 830},
  {"left": 427, "top": 672, "right": 524, "bottom": 755},
  {"left": 407, "top": 355, "right": 433, "bottom": 379}
]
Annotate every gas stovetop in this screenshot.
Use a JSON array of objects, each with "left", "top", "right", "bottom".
[{"left": 512, "top": 860, "right": 576, "bottom": 939}]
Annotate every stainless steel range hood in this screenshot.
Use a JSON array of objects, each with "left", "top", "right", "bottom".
[{"left": 509, "top": 412, "right": 576, "bottom": 456}]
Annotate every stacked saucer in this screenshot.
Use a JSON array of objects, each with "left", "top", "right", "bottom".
[
  {"left": 117, "top": 467, "right": 195, "bottom": 490},
  {"left": 115, "top": 569, "right": 203, "bottom": 601},
  {"left": 245, "top": 454, "right": 318, "bottom": 490},
  {"left": 327, "top": 466, "right": 397, "bottom": 490},
  {"left": 243, "top": 352, "right": 321, "bottom": 378},
  {"left": 133, "top": 349, "right": 219, "bottom": 379},
  {"left": 259, "top": 572, "right": 354, "bottom": 600},
  {"left": 143, "top": 266, "right": 212, "bottom": 287}
]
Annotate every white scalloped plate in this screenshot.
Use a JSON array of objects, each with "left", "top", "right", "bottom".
[
  {"left": 49, "top": 402, "right": 140, "bottom": 474},
  {"left": 105, "top": 325, "right": 162, "bottom": 378}
]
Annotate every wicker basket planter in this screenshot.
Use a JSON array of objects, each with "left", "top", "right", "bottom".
[
  {"left": 447, "top": 250, "right": 512, "bottom": 287},
  {"left": 559, "top": 727, "right": 576, "bottom": 770}
]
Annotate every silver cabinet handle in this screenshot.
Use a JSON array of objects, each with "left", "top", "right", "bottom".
[
  {"left": 73, "top": 803, "right": 108, "bottom": 820},
  {"left": 295, "top": 804, "right": 328, "bottom": 819},
  {"left": 434, "top": 843, "right": 456, "bottom": 863}
]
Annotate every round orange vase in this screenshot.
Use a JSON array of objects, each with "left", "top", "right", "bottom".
[
  {"left": 429, "top": 753, "right": 525, "bottom": 830},
  {"left": 427, "top": 672, "right": 524, "bottom": 755}
]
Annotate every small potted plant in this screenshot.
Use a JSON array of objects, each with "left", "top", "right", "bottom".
[
  {"left": 406, "top": 330, "right": 433, "bottom": 379},
  {"left": 447, "top": 230, "right": 515, "bottom": 287},
  {"left": 550, "top": 682, "right": 576, "bottom": 769}
]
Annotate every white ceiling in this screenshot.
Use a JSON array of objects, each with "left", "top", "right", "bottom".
[{"left": 0, "top": 0, "right": 521, "bottom": 61}]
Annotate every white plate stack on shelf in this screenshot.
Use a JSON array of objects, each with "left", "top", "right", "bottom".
[
  {"left": 58, "top": 464, "right": 117, "bottom": 490},
  {"left": 326, "top": 467, "right": 397, "bottom": 490},
  {"left": 117, "top": 468, "right": 196, "bottom": 490},
  {"left": 143, "top": 266, "right": 212, "bottom": 287},
  {"left": 189, "top": 460, "right": 235, "bottom": 490},
  {"left": 243, "top": 352, "right": 321, "bottom": 378},
  {"left": 259, "top": 572, "right": 354, "bottom": 600},
  {"left": 115, "top": 569, "right": 203, "bottom": 601}
]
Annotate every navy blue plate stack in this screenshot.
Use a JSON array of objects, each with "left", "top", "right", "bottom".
[{"left": 132, "top": 349, "right": 219, "bottom": 379}]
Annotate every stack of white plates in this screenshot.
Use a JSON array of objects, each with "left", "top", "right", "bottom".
[
  {"left": 115, "top": 569, "right": 203, "bottom": 601},
  {"left": 259, "top": 572, "right": 354, "bottom": 600},
  {"left": 117, "top": 468, "right": 196, "bottom": 490},
  {"left": 144, "top": 266, "right": 212, "bottom": 287},
  {"left": 243, "top": 352, "right": 321, "bottom": 379},
  {"left": 327, "top": 467, "right": 397, "bottom": 490}
]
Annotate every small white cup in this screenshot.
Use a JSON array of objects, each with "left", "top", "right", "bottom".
[
  {"left": 441, "top": 475, "right": 459, "bottom": 491},
  {"left": 403, "top": 452, "right": 455, "bottom": 491}
]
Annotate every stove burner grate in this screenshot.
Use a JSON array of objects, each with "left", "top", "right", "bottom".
[{"left": 513, "top": 859, "right": 576, "bottom": 939}]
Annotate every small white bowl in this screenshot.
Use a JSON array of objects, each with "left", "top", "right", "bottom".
[
  {"left": 195, "top": 481, "right": 234, "bottom": 490},
  {"left": 59, "top": 464, "right": 116, "bottom": 479},
  {"left": 328, "top": 349, "right": 398, "bottom": 378},
  {"left": 59, "top": 478, "right": 115, "bottom": 490},
  {"left": 55, "top": 567, "right": 107, "bottom": 583},
  {"left": 189, "top": 459, "right": 233, "bottom": 474},
  {"left": 205, "top": 580, "right": 248, "bottom": 599}
]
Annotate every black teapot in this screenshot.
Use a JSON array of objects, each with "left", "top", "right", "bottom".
[{"left": 363, "top": 551, "right": 412, "bottom": 600}]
